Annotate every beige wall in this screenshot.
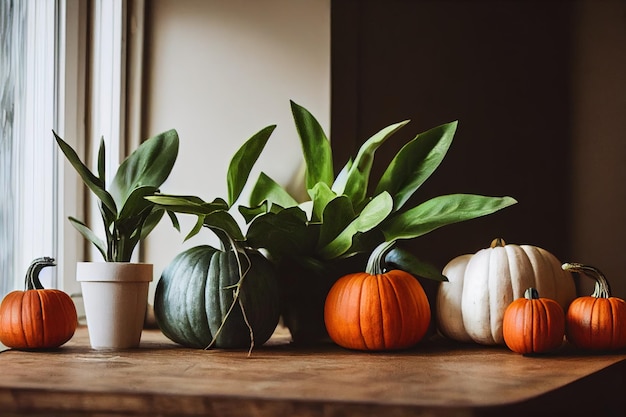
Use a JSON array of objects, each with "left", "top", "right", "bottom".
[
  {"left": 571, "top": 0, "right": 626, "bottom": 297},
  {"left": 142, "top": 0, "right": 330, "bottom": 300},
  {"left": 142, "top": 0, "right": 626, "bottom": 301}
]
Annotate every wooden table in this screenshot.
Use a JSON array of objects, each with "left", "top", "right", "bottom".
[{"left": 1, "top": 326, "right": 625, "bottom": 417}]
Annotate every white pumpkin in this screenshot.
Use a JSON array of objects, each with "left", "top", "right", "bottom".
[{"left": 436, "top": 238, "right": 577, "bottom": 345}]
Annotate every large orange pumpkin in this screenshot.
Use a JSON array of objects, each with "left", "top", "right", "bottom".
[
  {"left": 0, "top": 257, "right": 78, "bottom": 350},
  {"left": 324, "top": 242, "right": 431, "bottom": 351},
  {"left": 562, "top": 262, "right": 626, "bottom": 351}
]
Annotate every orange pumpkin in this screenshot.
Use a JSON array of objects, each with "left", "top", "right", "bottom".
[
  {"left": 502, "top": 287, "right": 565, "bottom": 354},
  {"left": 0, "top": 257, "right": 78, "bottom": 350},
  {"left": 562, "top": 263, "right": 626, "bottom": 351},
  {"left": 324, "top": 242, "right": 431, "bottom": 351}
]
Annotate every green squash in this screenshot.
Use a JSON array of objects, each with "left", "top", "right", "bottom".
[{"left": 154, "top": 245, "right": 280, "bottom": 349}]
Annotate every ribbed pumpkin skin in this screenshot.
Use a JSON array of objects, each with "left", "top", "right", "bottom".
[
  {"left": 502, "top": 291, "right": 565, "bottom": 354},
  {"left": 0, "top": 289, "right": 78, "bottom": 349},
  {"left": 436, "top": 241, "right": 576, "bottom": 345},
  {"left": 566, "top": 297, "right": 626, "bottom": 351},
  {"left": 154, "top": 245, "right": 280, "bottom": 349},
  {"left": 324, "top": 270, "right": 431, "bottom": 351}
]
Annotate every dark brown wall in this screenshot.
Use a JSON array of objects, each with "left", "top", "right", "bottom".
[{"left": 331, "top": 0, "right": 574, "bottom": 270}]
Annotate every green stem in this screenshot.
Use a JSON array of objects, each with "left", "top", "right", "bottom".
[
  {"left": 562, "top": 262, "right": 611, "bottom": 298},
  {"left": 524, "top": 287, "right": 539, "bottom": 300},
  {"left": 366, "top": 240, "right": 396, "bottom": 275},
  {"left": 25, "top": 257, "right": 56, "bottom": 290},
  {"left": 205, "top": 231, "right": 255, "bottom": 356}
]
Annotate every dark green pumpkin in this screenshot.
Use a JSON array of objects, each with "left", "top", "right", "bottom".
[{"left": 154, "top": 245, "right": 280, "bottom": 349}]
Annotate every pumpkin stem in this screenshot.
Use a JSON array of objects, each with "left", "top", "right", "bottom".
[
  {"left": 562, "top": 262, "right": 611, "bottom": 298},
  {"left": 25, "top": 257, "right": 56, "bottom": 290},
  {"left": 490, "top": 238, "right": 506, "bottom": 248},
  {"left": 204, "top": 233, "right": 256, "bottom": 356},
  {"left": 524, "top": 287, "right": 540, "bottom": 300},
  {"left": 366, "top": 241, "right": 396, "bottom": 275}
]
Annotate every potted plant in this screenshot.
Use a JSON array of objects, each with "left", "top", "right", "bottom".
[
  {"left": 54, "top": 129, "right": 179, "bottom": 349},
  {"left": 149, "top": 101, "right": 517, "bottom": 345},
  {"left": 238, "top": 101, "right": 517, "bottom": 343}
]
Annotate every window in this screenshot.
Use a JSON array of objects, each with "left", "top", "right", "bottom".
[
  {"left": 0, "top": 0, "right": 133, "bottom": 299},
  {"left": 1, "top": 0, "right": 60, "bottom": 295}
]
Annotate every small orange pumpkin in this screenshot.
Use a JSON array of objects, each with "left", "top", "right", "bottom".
[
  {"left": 502, "top": 287, "right": 565, "bottom": 354},
  {"left": 324, "top": 242, "right": 431, "bottom": 351},
  {"left": 562, "top": 262, "right": 626, "bottom": 351},
  {"left": 0, "top": 257, "right": 78, "bottom": 350}
]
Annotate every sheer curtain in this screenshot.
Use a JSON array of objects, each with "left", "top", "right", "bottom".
[
  {"left": 0, "top": 0, "right": 25, "bottom": 297},
  {"left": 0, "top": 0, "right": 85, "bottom": 298},
  {"left": 0, "top": 0, "right": 147, "bottom": 299}
]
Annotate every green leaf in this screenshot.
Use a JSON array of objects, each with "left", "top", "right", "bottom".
[
  {"left": 318, "top": 192, "right": 394, "bottom": 260},
  {"left": 246, "top": 207, "right": 316, "bottom": 259},
  {"left": 332, "top": 158, "right": 353, "bottom": 193},
  {"left": 97, "top": 136, "right": 106, "bottom": 183},
  {"left": 203, "top": 210, "right": 245, "bottom": 242},
  {"left": 118, "top": 186, "right": 159, "bottom": 220},
  {"left": 336, "top": 120, "right": 409, "bottom": 207},
  {"left": 375, "top": 121, "right": 457, "bottom": 211},
  {"left": 185, "top": 215, "right": 206, "bottom": 241},
  {"left": 238, "top": 200, "right": 287, "bottom": 224},
  {"left": 318, "top": 195, "right": 355, "bottom": 248},
  {"left": 291, "top": 100, "right": 334, "bottom": 189},
  {"left": 166, "top": 210, "right": 181, "bottom": 232},
  {"left": 140, "top": 208, "right": 166, "bottom": 240},
  {"left": 147, "top": 195, "right": 229, "bottom": 216},
  {"left": 382, "top": 194, "right": 517, "bottom": 241},
  {"left": 309, "top": 182, "right": 337, "bottom": 222},
  {"left": 238, "top": 202, "right": 268, "bottom": 224},
  {"left": 68, "top": 216, "right": 107, "bottom": 261},
  {"left": 110, "top": 128, "right": 179, "bottom": 211},
  {"left": 384, "top": 246, "right": 447, "bottom": 282},
  {"left": 249, "top": 172, "right": 298, "bottom": 208},
  {"left": 53, "top": 130, "right": 117, "bottom": 214},
  {"left": 227, "top": 125, "right": 276, "bottom": 206}
]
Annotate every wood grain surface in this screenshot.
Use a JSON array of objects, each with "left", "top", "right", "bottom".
[{"left": 0, "top": 326, "right": 624, "bottom": 417}]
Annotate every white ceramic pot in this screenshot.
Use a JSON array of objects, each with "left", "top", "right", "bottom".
[{"left": 76, "top": 262, "right": 153, "bottom": 350}]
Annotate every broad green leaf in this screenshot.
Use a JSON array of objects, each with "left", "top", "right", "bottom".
[
  {"left": 249, "top": 172, "right": 298, "bottom": 208},
  {"left": 291, "top": 100, "right": 334, "bottom": 189},
  {"left": 239, "top": 201, "right": 286, "bottom": 224},
  {"left": 68, "top": 216, "right": 107, "bottom": 261},
  {"left": 318, "top": 195, "right": 355, "bottom": 248},
  {"left": 147, "top": 195, "right": 229, "bottom": 216},
  {"left": 382, "top": 194, "right": 517, "bottom": 241},
  {"left": 308, "top": 182, "right": 337, "bottom": 222},
  {"left": 203, "top": 210, "right": 245, "bottom": 241},
  {"left": 331, "top": 158, "right": 353, "bottom": 194},
  {"left": 118, "top": 186, "right": 159, "bottom": 220},
  {"left": 375, "top": 121, "right": 457, "bottom": 211},
  {"left": 54, "top": 131, "right": 117, "bottom": 214},
  {"left": 385, "top": 246, "right": 447, "bottom": 282},
  {"left": 184, "top": 215, "right": 206, "bottom": 241},
  {"left": 110, "top": 129, "right": 179, "bottom": 211},
  {"left": 140, "top": 208, "right": 166, "bottom": 240},
  {"left": 239, "top": 202, "right": 269, "bottom": 224},
  {"left": 338, "top": 120, "right": 409, "bottom": 207},
  {"left": 318, "top": 192, "right": 394, "bottom": 260},
  {"left": 246, "top": 208, "right": 316, "bottom": 259},
  {"left": 227, "top": 125, "right": 276, "bottom": 206}
]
